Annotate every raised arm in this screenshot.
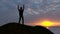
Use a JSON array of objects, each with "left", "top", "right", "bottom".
[
  {"left": 23, "top": 5, "right": 24, "bottom": 11},
  {"left": 17, "top": 5, "right": 20, "bottom": 10}
]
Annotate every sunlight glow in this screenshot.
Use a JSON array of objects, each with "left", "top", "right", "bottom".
[{"left": 40, "top": 21, "right": 54, "bottom": 27}]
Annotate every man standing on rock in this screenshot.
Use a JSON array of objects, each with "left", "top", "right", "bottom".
[{"left": 17, "top": 5, "right": 24, "bottom": 24}]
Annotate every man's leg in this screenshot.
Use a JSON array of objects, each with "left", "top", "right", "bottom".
[
  {"left": 22, "top": 16, "right": 24, "bottom": 24},
  {"left": 19, "top": 16, "right": 21, "bottom": 24}
]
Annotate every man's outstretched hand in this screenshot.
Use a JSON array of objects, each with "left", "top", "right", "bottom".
[
  {"left": 17, "top": 5, "right": 20, "bottom": 10},
  {"left": 18, "top": 5, "right": 19, "bottom": 7},
  {"left": 23, "top": 5, "right": 24, "bottom": 8}
]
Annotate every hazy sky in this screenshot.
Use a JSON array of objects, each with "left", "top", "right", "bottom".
[
  {"left": 0, "top": 0, "right": 60, "bottom": 34},
  {"left": 0, "top": 0, "right": 60, "bottom": 26}
]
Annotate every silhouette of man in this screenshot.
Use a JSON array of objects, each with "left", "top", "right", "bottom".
[{"left": 18, "top": 5, "right": 24, "bottom": 24}]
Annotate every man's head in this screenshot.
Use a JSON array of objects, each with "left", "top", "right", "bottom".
[{"left": 20, "top": 7, "right": 22, "bottom": 10}]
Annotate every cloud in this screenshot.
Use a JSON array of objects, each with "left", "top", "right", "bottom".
[{"left": 0, "top": 0, "right": 60, "bottom": 26}]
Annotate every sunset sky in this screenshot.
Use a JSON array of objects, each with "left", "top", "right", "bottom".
[
  {"left": 0, "top": 0, "right": 60, "bottom": 34},
  {"left": 0, "top": 0, "right": 60, "bottom": 27}
]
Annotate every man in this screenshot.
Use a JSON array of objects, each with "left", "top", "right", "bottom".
[{"left": 18, "top": 5, "right": 24, "bottom": 24}]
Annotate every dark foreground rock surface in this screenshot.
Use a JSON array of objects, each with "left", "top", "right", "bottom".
[{"left": 0, "top": 22, "right": 54, "bottom": 34}]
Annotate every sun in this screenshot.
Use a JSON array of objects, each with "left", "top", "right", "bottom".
[{"left": 40, "top": 21, "right": 53, "bottom": 27}]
